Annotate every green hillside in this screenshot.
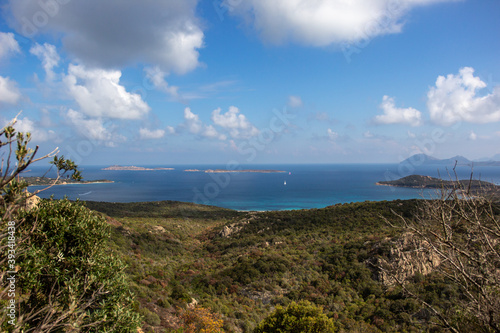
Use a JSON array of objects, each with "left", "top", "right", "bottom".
[{"left": 84, "top": 199, "right": 483, "bottom": 333}]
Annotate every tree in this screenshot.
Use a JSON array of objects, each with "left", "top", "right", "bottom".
[
  {"left": 254, "top": 301, "right": 336, "bottom": 333},
  {"left": 387, "top": 175, "right": 500, "bottom": 333},
  {"left": 0, "top": 118, "right": 141, "bottom": 332}
]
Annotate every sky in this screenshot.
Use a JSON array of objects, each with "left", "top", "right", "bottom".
[{"left": 0, "top": 0, "right": 499, "bottom": 166}]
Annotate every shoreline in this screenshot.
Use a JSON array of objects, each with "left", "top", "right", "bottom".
[{"left": 25, "top": 177, "right": 114, "bottom": 187}]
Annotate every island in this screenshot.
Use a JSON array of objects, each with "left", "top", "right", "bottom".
[
  {"left": 204, "top": 169, "right": 286, "bottom": 173},
  {"left": 377, "top": 175, "right": 498, "bottom": 190},
  {"left": 184, "top": 169, "right": 202, "bottom": 172},
  {"left": 102, "top": 165, "right": 174, "bottom": 171},
  {"left": 23, "top": 177, "right": 114, "bottom": 186}
]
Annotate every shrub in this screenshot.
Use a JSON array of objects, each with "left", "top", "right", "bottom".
[{"left": 254, "top": 301, "right": 336, "bottom": 333}]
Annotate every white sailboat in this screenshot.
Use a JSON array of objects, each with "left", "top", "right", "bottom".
[{"left": 284, "top": 180, "right": 286, "bottom": 185}]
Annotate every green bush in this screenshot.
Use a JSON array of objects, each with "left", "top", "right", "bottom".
[
  {"left": 140, "top": 307, "right": 162, "bottom": 326},
  {"left": 254, "top": 301, "right": 336, "bottom": 333},
  {"left": 8, "top": 199, "right": 141, "bottom": 332}
]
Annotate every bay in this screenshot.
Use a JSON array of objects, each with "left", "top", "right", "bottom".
[{"left": 24, "top": 164, "right": 500, "bottom": 211}]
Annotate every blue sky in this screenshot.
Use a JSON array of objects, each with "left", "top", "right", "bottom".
[{"left": 0, "top": 0, "right": 499, "bottom": 165}]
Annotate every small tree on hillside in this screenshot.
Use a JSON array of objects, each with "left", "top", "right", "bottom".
[{"left": 0, "top": 118, "right": 141, "bottom": 332}]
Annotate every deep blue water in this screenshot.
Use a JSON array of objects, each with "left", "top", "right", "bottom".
[{"left": 24, "top": 164, "right": 500, "bottom": 211}]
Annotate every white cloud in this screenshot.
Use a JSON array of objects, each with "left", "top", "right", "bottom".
[
  {"left": 469, "top": 131, "right": 477, "bottom": 141},
  {"left": 327, "top": 128, "right": 339, "bottom": 141},
  {"left": 166, "top": 126, "right": 176, "bottom": 135},
  {"left": 226, "top": 0, "right": 457, "bottom": 46},
  {"left": 427, "top": 67, "right": 500, "bottom": 126},
  {"left": 139, "top": 127, "right": 166, "bottom": 140},
  {"left": 8, "top": 0, "right": 203, "bottom": 73},
  {"left": 183, "top": 107, "right": 203, "bottom": 134},
  {"left": 203, "top": 125, "right": 227, "bottom": 141},
  {"left": 0, "top": 32, "right": 20, "bottom": 59},
  {"left": 65, "top": 109, "right": 124, "bottom": 147},
  {"left": 288, "top": 95, "right": 303, "bottom": 108},
  {"left": 2, "top": 117, "right": 56, "bottom": 142},
  {"left": 182, "top": 107, "right": 226, "bottom": 140},
  {"left": 211, "top": 106, "right": 259, "bottom": 139},
  {"left": 373, "top": 95, "right": 422, "bottom": 127},
  {"left": 144, "top": 66, "right": 179, "bottom": 98},
  {"left": 0, "top": 76, "right": 20, "bottom": 105},
  {"left": 30, "top": 43, "right": 60, "bottom": 81},
  {"left": 64, "top": 64, "right": 150, "bottom": 120}
]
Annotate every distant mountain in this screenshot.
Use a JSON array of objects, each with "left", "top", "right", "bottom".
[
  {"left": 401, "top": 154, "right": 500, "bottom": 167},
  {"left": 476, "top": 153, "right": 500, "bottom": 162}
]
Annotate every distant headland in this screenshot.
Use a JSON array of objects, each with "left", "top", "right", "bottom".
[
  {"left": 102, "top": 166, "right": 174, "bottom": 171},
  {"left": 24, "top": 177, "right": 113, "bottom": 186},
  {"left": 377, "top": 175, "right": 498, "bottom": 194},
  {"left": 400, "top": 154, "right": 500, "bottom": 167}
]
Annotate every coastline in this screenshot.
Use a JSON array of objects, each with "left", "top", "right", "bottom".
[{"left": 24, "top": 177, "right": 114, "bottom": 187}]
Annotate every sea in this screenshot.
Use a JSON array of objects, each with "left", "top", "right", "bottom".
[{"left": 24, "top": 164, "right": 500, "bottom": 211}]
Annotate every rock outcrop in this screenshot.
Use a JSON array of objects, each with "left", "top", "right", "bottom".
[{"left": 373, "top": 232, "right": 441, "bottom": 286}]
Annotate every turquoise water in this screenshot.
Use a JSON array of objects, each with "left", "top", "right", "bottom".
[{"left": 25, "top": 164, "right": 500, "bottom": 211}]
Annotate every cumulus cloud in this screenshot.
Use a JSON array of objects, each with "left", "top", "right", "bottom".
[
  {"left": 211, "top": 106, "right": 259, "bottom": 139},
  {"left": 327, "top": 128, "right": 339, "bottom": 141},
  {"left": 8, "top": 0, "right": 203, "bottom": 73},
  {"left": 288, "top": 95, "right": 303, "bottom": 108},
  {"left": 468, "top": 131, "right": 477, "bottom": 141},
  {"left": 64, "top": 64, "right": 150, "bottom": 119},
  {"left": 182, "top": 107, "right": 226, "bottom": 140},
  {"left": 2, "top": 116, "right": 56, "bottom": 142},
  {"left": 373, "top": 96, "right": 422, "bottom": 127},
  {"left": 0, "top": 32, "right": 20, "bottom": 59},
  {"left": 427, "top": 67, "right": 500, "bottom": 126},
  {"left": 166, "top": 126, "right": 176, "bottom": 135},
  {"left": 203, "top": 125, "right": 227, "bottom": 140},
  {"left": 65, "top": 109, "right": 124, "bottom": 146},
  {"left": 30, "top": 43, "right": 60, "bottom": 81},
  {"left": 183, "top": 107, "right": 203, "bottom": 134},
  {"left": 139, "top": 127, "right": 166, "bottom": 140},
  {"left": 225, "top": 0, "right": 457, "bottom": 46},
  {"left": 144, "top": 66, "right": 179, "bottom": 98},
  {"left": 0, "top": 76, "right": 20, "bottom": 105}
]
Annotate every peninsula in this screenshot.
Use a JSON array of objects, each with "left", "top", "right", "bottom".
[
  {"left": 23, "top": 177, "right": 113, "bottom": 186},
  {"left": 377, "top": 175, "right": 497, "bottom": 190},
  {"left": 102, "top": 166, "right": 174, "bottom": 171}
]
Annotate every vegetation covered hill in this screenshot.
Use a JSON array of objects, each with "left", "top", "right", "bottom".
[
  {"left": 85, "top": 198, "right": 487, "bottom": 332},
  {"left": 377, "top": 174, "right": 497, "bottom": 189},
  {"left": 4, "top": 119, "right": 499, "bottom": 333}
]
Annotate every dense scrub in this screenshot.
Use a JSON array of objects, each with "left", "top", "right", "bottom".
[
  {"left": 85, "top": 197, "right": 500, "bottom": 332},
  {"left": 84, "top": 200, "right": 416, "bottom": 332}
]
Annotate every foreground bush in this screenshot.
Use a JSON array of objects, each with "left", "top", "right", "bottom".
[
  {"left": 1, "top": 199, "right": 141, "bottom": 332},
  {"left": 0, "top": 121, "right": 141, "bottom": 332}
]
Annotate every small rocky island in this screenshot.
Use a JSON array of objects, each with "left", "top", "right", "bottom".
[
  {"left": 23, "top": 177, "right": 113, "bottom": 186},
  {"left": 204, "top": 169, "right": 286, "bottom": 173},
  {"left": 183, "top": 169, "right": 286, "bottom": 173},
  {"left": 377, "top": 175, "right": 497, "bottom": 190},
  {"left": 102, "top": 165, "right": 174, "bottom": 171}
]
